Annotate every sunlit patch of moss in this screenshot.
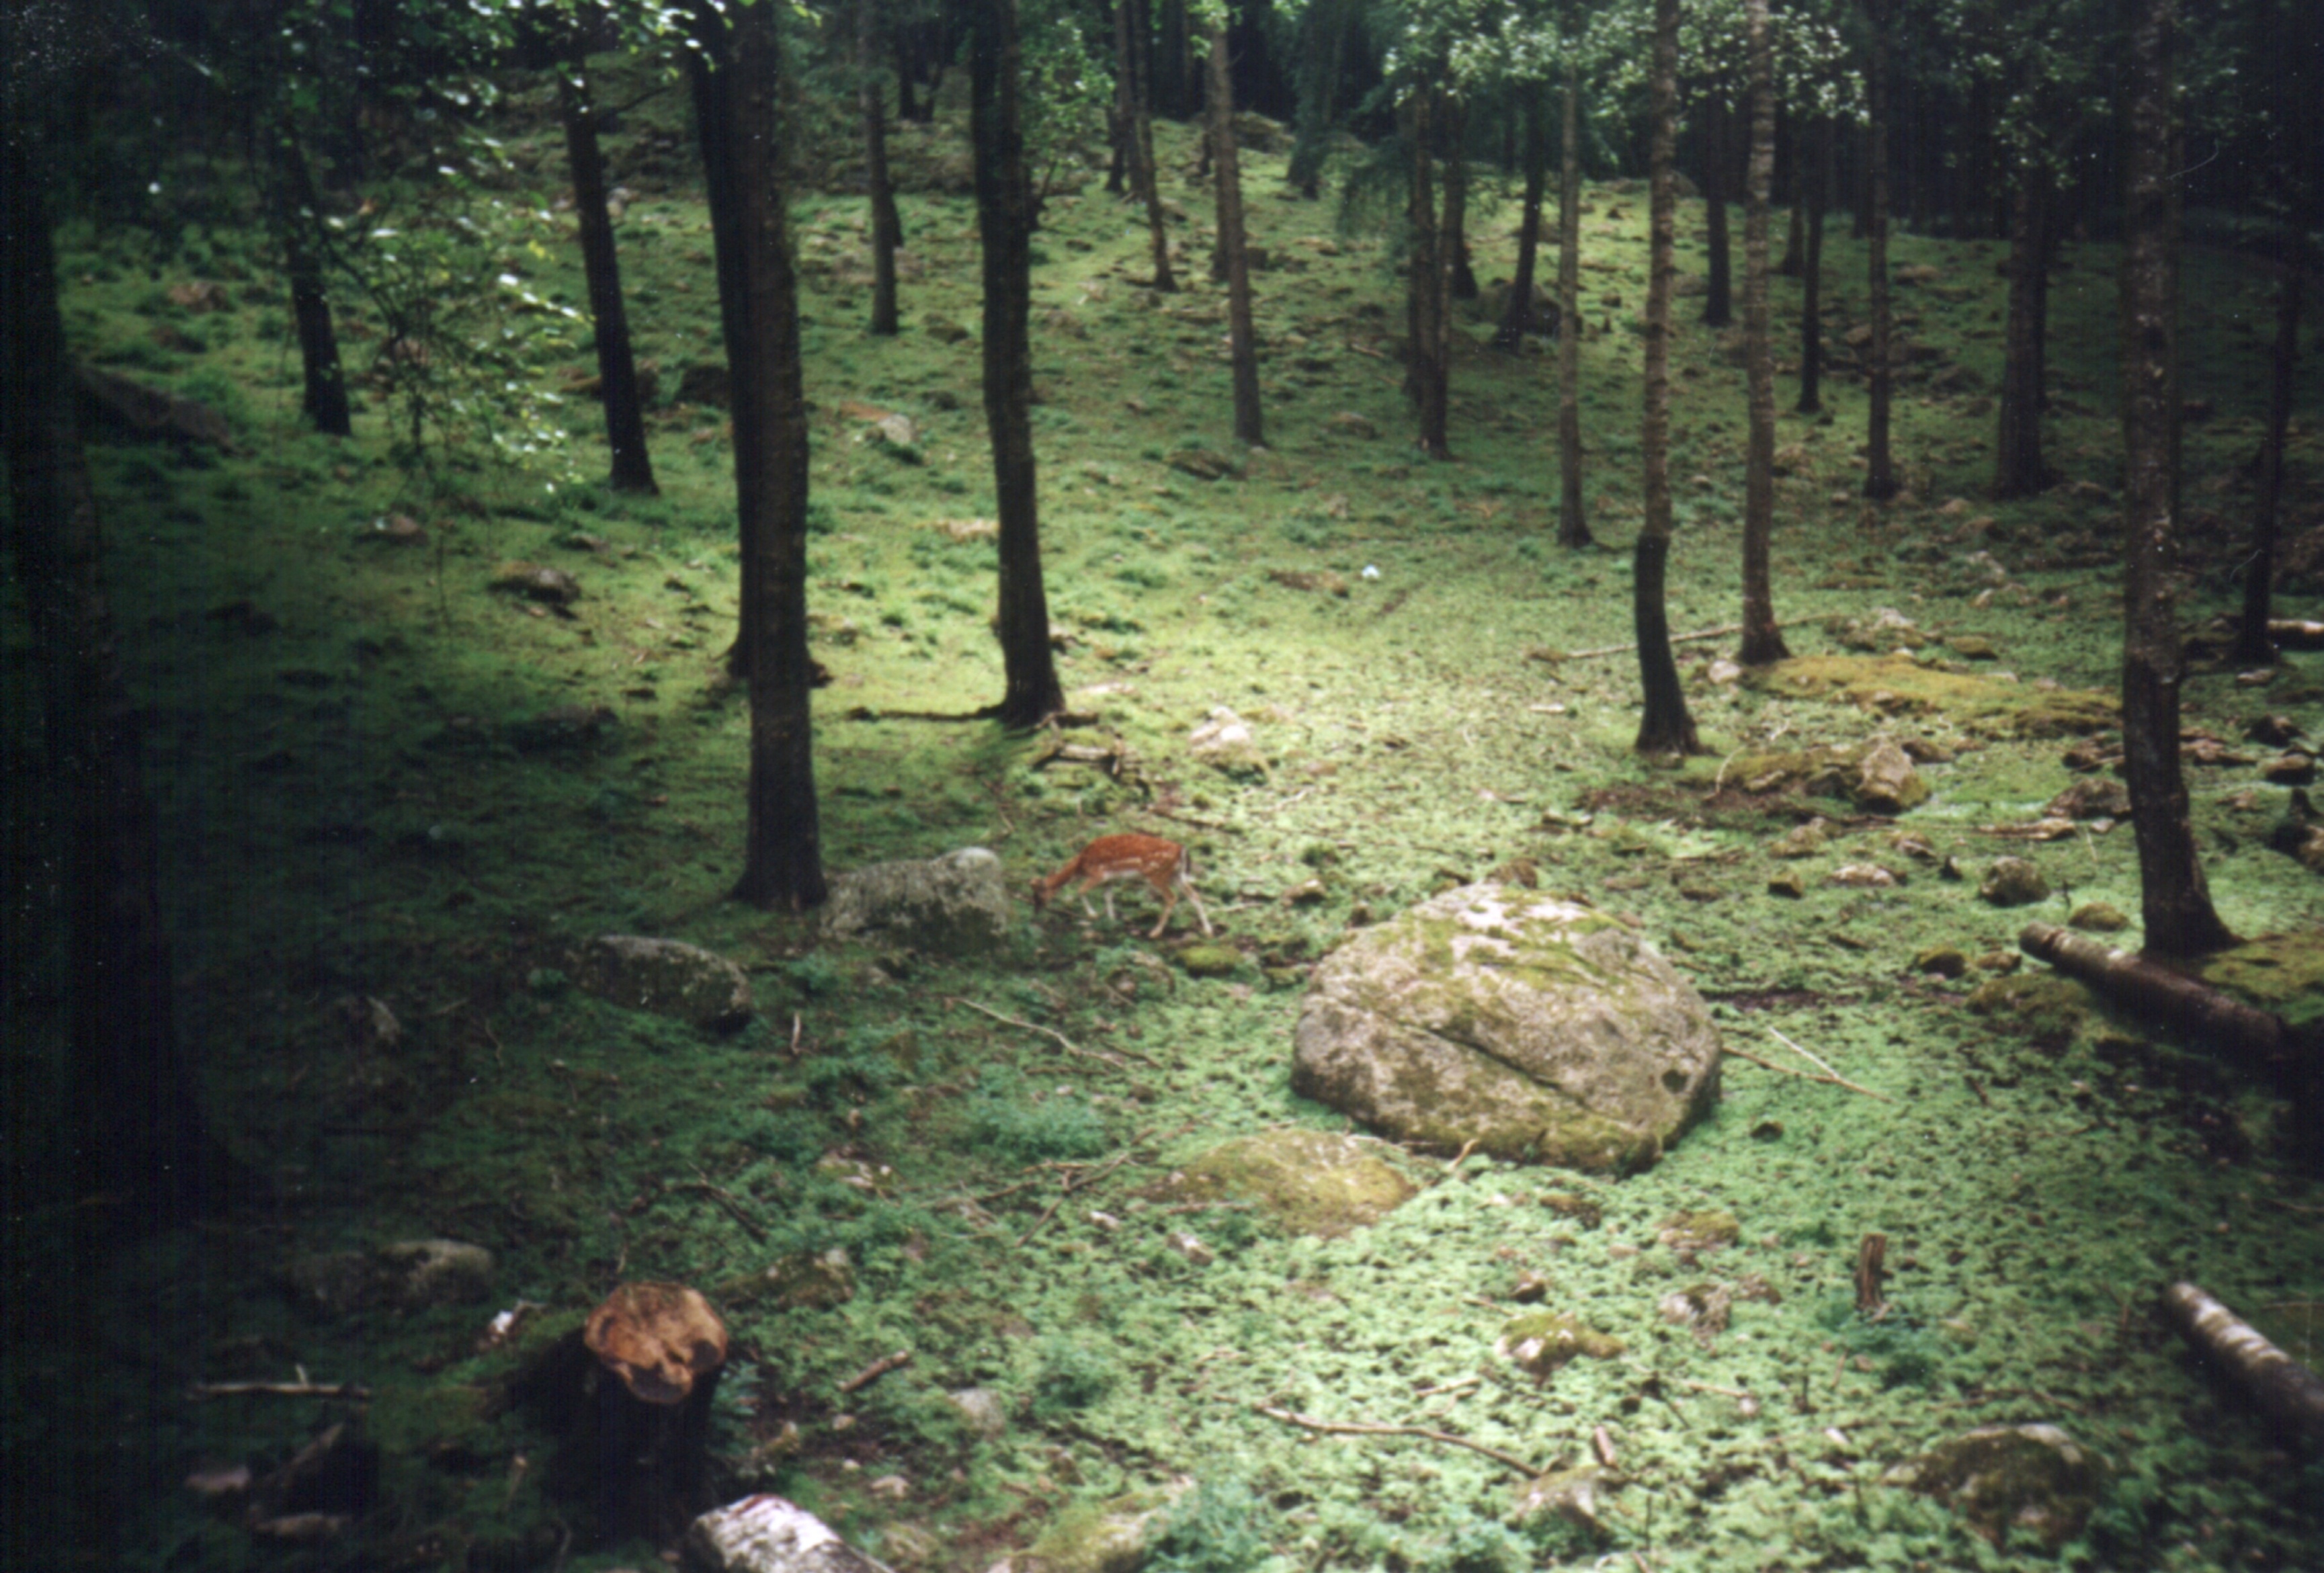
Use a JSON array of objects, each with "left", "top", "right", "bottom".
[{"left": 1746, "top": 653, "right": 2116, "bottom": 737}]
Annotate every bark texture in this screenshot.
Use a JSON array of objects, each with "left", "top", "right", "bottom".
[
  {"left": 1404, "top": 85, "right": 1452, "bottom": 461},
  {"left": 1556, "top": 60, "right": 1591, "bottom": 549},
  {"left": 2162, "top": 1283, "right": 2324, "bottom": 1444},
  {"left": 1122, "top": 0, "right": 1175, "bottom": 291},
  {"left": 1861, "top": 0, "right": 1898, "bottom": 501},
  {"left": 2236, "top": 259, "right": 2302, "bottom": 663},
  {"left": 721, "top": 2, "right": 825, "bottom": 910},
  {"left": 1796, "top": 117, "right": 1827, "bottom": 415},
  {"left": 686, "top": 40, "right": 763, "bottom": 682},
  {"left": 1737, "top": 0, "right": 1787, "bottom": 667},
  {"left": 560, "top": 57, "right": 657, "bottom": 495},
  {"left": 1635, "top": 0, "right": 1699, "bottom": 755},
  {"left": 1206, "top": 25, "right": 1263, "bottom": 448},
  {"left": 2118, "top": 0, "right": 2233, "bottom": 957},
  {"left": 969, "top": 0, "right": 1066, "bottom": 727},
  {"left": 860, "top": 0, "right": 903, "bottom": 336},
  {"left": 275, "top": 126, "right": 351, "bottom": 437},
  {"left": 1699, "top": 95, "right": 1733, "bottom": 328},
  {"left": 1993, "top": 165, "right": 2057, "bottom": 499},
  {"left": 1495, "top": 85, "right": 1547, "bottom": 351}
]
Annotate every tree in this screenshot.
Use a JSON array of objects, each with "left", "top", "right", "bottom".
[
  {"left": 1991, "top": 159, "right": 2059, "bottom": 497},
  {"left": 1860, "top": 0, "right": 1898, "bottom": 501},
  {"left": 1494, "top": 82, "right": 1549, "bottom": 349},
  {"left": 860, "top": 0, "right": 904, "bottom": 335},
  {"left": 1204, "top": 14, "right": 1263, "bottom": 447},
  {"left": 1698, "top": 91, "right": 1734, "bottom": 327},
  {"left": 1, "top": 7, "right": 255, "bottom": 1224},
  {"left": 1403, "top": 80, "right": 1454, "bottom": 460},
  {"left": 558, "top": 45, "right": 659, "bottom": 493},
  {"left": 1117, "top": 0, "right": 1176, "bottom": 290},
  {"left": 1795, "top": 114, "right": 1828, "bottom": 414},
  {"left": 1555, "top": 52, "right": 1591, "bottom": 549},
  {"left": 967, "top": 0, "right": 1067, "bottom": 726},
  {"left": 1737, "top": 0, "right": 1787, "bottom": 665},
  {"left": 702, "top": 0, "right": 826, "bottom": 908},
  {"left": 272, "top": 119, "right": 354, "bottom": 437},
  {"left": 1635, "top": 0, "right": 1699, "bottom": 754},
  {"left": 2117, "top": 0, "right": 2231, "bottom": 958}
]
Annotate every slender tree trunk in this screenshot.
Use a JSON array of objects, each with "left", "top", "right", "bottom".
[
  {"left": 704, "top": 5, "right": 824, "bottom": 909},
  {"left": 1127, "top": 0, "right": 1175, "bottom": 291},
  {"left": 861, "top": 0, "right": 903, "bottom": 336},
  {"left": 968, "top": 0, "right": 1066, "bottom": 727},
  {"left": 274, "top": 124, "right": 351, "bottom": 437},
  {"left": 1637, "top": 0, "right": 1700, "bottom": 755},
  {"left": 1404, "top": 85, "right": 1451, "bottom": 461},
  {"left": 1779, "top": 98, "right": 1804, "bottom": 280},
  {"left": 1797, "top": 116, "right": 1828, "bottom": 415},
  {"left": 1, "top": 134, "right": 252, "bottom": 1224},
  {"left": 1287, "top": 0, "right": 1338, "bottom": 198},
  {"left": 1495, "top": 83, "right": 1548, "bottom": 351},
  {"left": 2120, "top": 0, "right": 2233, "bottom": 958},
  {"left": 688, "top": 42, "right": 765, "bottom": 682},
  {"left": 1206, "top": 25, "right": 1263, "bottom": 448},
  {"left": 1862, "top": 0, "right": 1899, "bottom": 500},
  {"left": 1157, "top": 0, "right": 1190, "bottom": 118},
  {"left": 1738, "top": 0, "right": 1788, "bottom": 667},
  {"left": 894, "top": 22, "right": 919, "bottom": 122},
  {"left": 1443, "top": 96, "right": 1478, "bottom": 300},
  {"left": 1993, "top": 163, "right": 2056, "bottom": 497},
  {"left": 1557, "top": 57, "right": 1591, "bottom": 549},
  {"left": 1700, "top": 93, "right": 1733, "bottom": 327},
  {"left": 2236, "top": 258, "right": 2303, "bottom": 665},
  {"left": 560, "top": 56, "right": 658, "bottom": 495}
]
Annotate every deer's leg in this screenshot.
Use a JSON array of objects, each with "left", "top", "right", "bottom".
[
  {"left": 1177, "top": 874, "right": 1213, "bottom": 936},
  {"left": 1148, "top": 880, "right": 1179, "bottom": 939}
]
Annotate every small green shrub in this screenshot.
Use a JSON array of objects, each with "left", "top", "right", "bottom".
[
  {"left": 965, "top": 1070, "right": 1109, "bottom": 1163},
  {"left": 1029, "top": 1336, "right": 1115, "bottom": 1420}
]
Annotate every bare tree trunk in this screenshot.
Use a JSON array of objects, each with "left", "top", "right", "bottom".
[
  {"left": 1993, "top": 163, "right": 2056, "bottom": 498},
  {"left": 1737, "top": 0, "right": 1788, "bottom": 667},
  {"left": 2236, "top": 257, "right": 2302, "bottom": 665},
  {"left": 1206, "top": 24, "right": 1262, "bottom": 447},
  {"left": 1636, "top": 0, "right": 1700, "bottom": 755},
  {"left": 688, "top": 42, "right": 765, "bottom": 683},
  {"left": 1, "top": 131, "right": 254, "bottom": 1224},
  {"left": 2119, "top": 0, "right": 2233, "bottom": 958},
  {"left": 1700, "top": 93, "right": 1733, "bottom": 327},
  {"left": 1126, "top": 0, "right": 1175, "bottom": 291},
  {"left": 274, "top": 123, "right": 351, "bottom": 437},
  {"left": 1287, "top": 0, "right": 1341, "bottom": 198},
  {"left": 1404, "top": 85, "right": 1452, "bottom": 462},
  {"left": 1497, "top": 84, "right": 1548, "bottom": 350},
  {"left": 716, "top": 3, "right": 825, "bottom": 910},
  {"left": 1862, "top": 0, "right": 1899, "bottom": 501},
  {"left": 1442, "top": 95, "right": 1477, "bottom": 301},
  {"left": 1557, "top": 58, "right": 1591, "bottom": 550},
  {"left": 1796, "top": 116, "right": 1828, "bottom": 415},
  {"left": 969, "top": 0, "right": 1066, "bottom": 728},
  {"left": 860, "top": 0, "right": 903, "bottom": 337},
  {"left": 560, "top": 56, "right": 658, "bottom": 495}
]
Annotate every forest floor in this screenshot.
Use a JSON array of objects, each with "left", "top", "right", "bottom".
[{"left": 6, "top": 64, "right": 2324, "bottom": 1573}]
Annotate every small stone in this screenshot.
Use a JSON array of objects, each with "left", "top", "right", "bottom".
[
  {"left": 1496, "top": 1311, "right": 1624, "bottom": 1379},
  {"left": 2067, "top": 902, "right": 2129, "bottom": 933},
  {"left": 1853, "top": 739, "right": 1929, "bottom": 812},
  {"left": 1327, "top": 411, "right": 1379, "bottom": 439},
  {"left": 1914, "top": 946, "right": 1969, "bottom": 978},
  {"left": 1829, "top": 864, "right": 1898, "bottom": 888},
  {"left": 1979, "top": 857, "right": 2049, "bottom": 906},
  {"left": 1538, "top": 1192, "right": 1603, "bottom": 1228},
  {"left": 1769, "top": 819, "right": 1829, "bottom": 859},
  {"left": 1657, "top": 1209, "right": 1740, "bottom": 1251},
  {"left": 1706, "top": 657, "right": 1743, "bottom": 686},
  {"left": 1973, "top": 950, "right": 2022, "bottom": 974},
  {"left": 1511, "top": 1269, "right": 1552, "bottom": 1304},
  {"left": 946, "top": 1388, "right": 1007, "bottom": 1439},
  {"left": 1176, "top": 943, "right": 1243, "bottom": 978},
  {"left": 1766, "top": 870, "right": 1807, "bottom": 898},
  {"left": 489, "top": 562, "right": 581, "bottom": 605},
  {"left": 2247, "top": 714, "right": 2305, "bottom": 747},
  {"left": 2261, "top": 753, "right": 2318, "bottom": 785}
]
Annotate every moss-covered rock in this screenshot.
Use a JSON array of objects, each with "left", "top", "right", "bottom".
[
  {"left": 1021, "top": 1488, "right": 1178, "bottom": 1573},
  {"left": 1881, "top": 1422, "right": 2106, "bottom": 1553},
  {"left": 1745, "top": 654, "right": 2116, "bottom": 738},
  {"left": 1292, "top": 886, "right": 1721, "bottom": 1170},
  {"left": 573, "top": 935, "right": 753, "bottom": 1031},
  {"left": 1143, "top": 1128, "right": 1416, "bottom": 1238},
  {"left": 819, "top": 847, "right": 1012, "bottom": 955},
  {"left": 1175, "top": 943, "right": 1244, "bottom": 979},
  {"left": 1496, "top": 1310, "right": 1625, "bottom": 1378}
]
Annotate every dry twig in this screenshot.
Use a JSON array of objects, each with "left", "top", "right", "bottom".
[
  {"left": 949, "top": 996, "right": 1157, "bottom": 1070},
  {"left": 837, "top": 1350, "right": 913, "bottom": 1396},
  {"left": 1253, "top": 1403, "right": 1540, "bottom": 1477}
]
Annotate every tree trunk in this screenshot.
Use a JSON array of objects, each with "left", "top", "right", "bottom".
[
  {"left": 969, "top": 0, "right": 1066, "bottom": 728},
  {"left": 2235, "top": 257, "right": 2302, "bottom": 665},
  {"left": 1861, "top": 0, "right": 1899, "bottom": 501},
  {"left": 1993, "top": 163, "right": 2056, "bottom": 499},
  {"left": 1206, "top": 25, "right": 1263, "bottom": 448},
  {"left": 274, "top": 124, "right": 351, "bottom": 438},
  {"left": 1, "top": 133, "right": 253, "bottom": 1225},
  {"left": 1737, "top": 0, "right": 1788, "bottom": 667},
  {"left": 1797, "top": 116, "right": 1828, "bottom": 415},
  {"left": 2020, "top": 925, "right": 2285, "bottom": 1061},
  {"left": 1442, "top": 96, "right": 1478, "bottom": 301},
  {"left": 1495, "top": 84, "right": 1548, "bottom": 351},
  {"left": 1287, "top": 0, "right": 1339, "bottom": 199},
  {"left": 559, "top": 56, "right": 658, "bottom": 495},
  {"left": 2162, "top": 1284, "right": 2324, "bottom": 1445},
  {"left": 1636, "top": 0, "right": 1700, "bottom": 755},
  {"left": 688, "top": 42, "right": 765, "bottom": 683},
  {"left": 1156, "top": 0, "right": 1190, "bottom": 118},
  {"left": 1700, "top": 93, "right": 1733, "bottom": 328},
  {"left": 1404, "top": 85, "right": 1451, "bottom": 462},
  {"left": 719, "top": 3, "right": 825, "bottom": 910},
  {"left": 860, "top": 0, "right": 903, "bottom": 337},
  {"left": 2119, "top": 0, "right": 2233, "bottom": 958},
  {"left": 1126, "top": 0, "right": 1175, "bottom": 291},
  {"left": 1557, "top": 58, "right": 1591, "bottom": 549}
]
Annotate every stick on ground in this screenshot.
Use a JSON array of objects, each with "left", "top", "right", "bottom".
[{"left": 1253, "top": 1403, "right": 1541, "bottom": 1477}]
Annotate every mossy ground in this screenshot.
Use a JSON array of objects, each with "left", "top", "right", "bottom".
[{"left": 5, "top": 63, "right": 2323, "bottom": 1573}]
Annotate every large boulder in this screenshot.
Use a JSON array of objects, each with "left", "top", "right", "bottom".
[
  {"left": 1881, "top": 1423, "right": 2104, "bottom": 1553},
  {"left": 1290, "top": 886, "right": 1721, "bottom": 1171},
  {"left": 575, "top": 936, "right": 753, "bottom": 1031},
  {"left": 819, "top": 847, "right": 1011, "bottom": 955}
]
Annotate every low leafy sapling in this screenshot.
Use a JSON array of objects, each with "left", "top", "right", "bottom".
[{"left": 1031, "top": 833, "right": 1212, "bottom": 938}]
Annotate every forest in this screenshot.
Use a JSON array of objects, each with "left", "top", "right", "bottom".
[{"left": 2, "top": 0, "right": 2321, "bottom": 1568}]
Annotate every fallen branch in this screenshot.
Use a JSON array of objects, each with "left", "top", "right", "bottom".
[
  {"left": 186, "top": 1379, "right": 370, "bottom": 1402},
  {"left": 1546, "top": 613, "right": 1832, "bottom": 663},
  {"left": 948, "top": 996, "right": 1151, "bottom": 1070},
  {"left": 2161, "top": 1282, "right": 2324, "bottom": 1443},
  {"left": 2019, "top": 924, "right": 2289, "bottom": 1064},
  {"left": 1253, "top": 1403, "right": 1540, "bottom": 1477},
  {"left": 836, "top": 1349, "right": 913, "bottom": 1396},
  {"left": 2270, "top": 620, "right": 2324, "bottom": 651},
  {"left": 1723, "top": 1035, "right": 1891, "bottom": 1102}
]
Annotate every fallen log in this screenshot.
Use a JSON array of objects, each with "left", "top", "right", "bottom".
[
  {"left": 2018, "top": 923, "right": 2288, "bottom": 1063},
  {"left": 2269, "top": 620, "right": 2324, "bottom": 651},
  {"left": 2161, "top": 1282, "right": 2324, "bottom": 1443}
]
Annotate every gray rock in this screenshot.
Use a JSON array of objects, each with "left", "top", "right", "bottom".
[
  {"left": 946, "top": 1388, "right": 1007, "bottom": 1440},
  {"left": 1143, "top": 1129, "right": 1417, "bottom": 1238},
  {"left": 1853, "top": 739, "right": 1929, "bottom": 812},
  {"left": 1882, "top": 1422, "right": 2104, "bottom": 1553},
  {"left": 284, "top": 1238, "right": 494, "bottom": 1315},
  {"left": 1291, "top": 886, "right": 1722, "bottom": 1171},
  {"left": 1188, "top": 707, "right": 1268, "bottom": 777},
  {"left": 1979, "top": 857, "right": 2050, "bottom": 907},
  {"left": 820, "top": 847, "right": 1011, "bottom": 955},
  {"left": 575, "top": 935, "right": 754, "bottom": 1031},
  {"left": 686, "top": 1495, "right": 895, "bottom": 1573}
]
